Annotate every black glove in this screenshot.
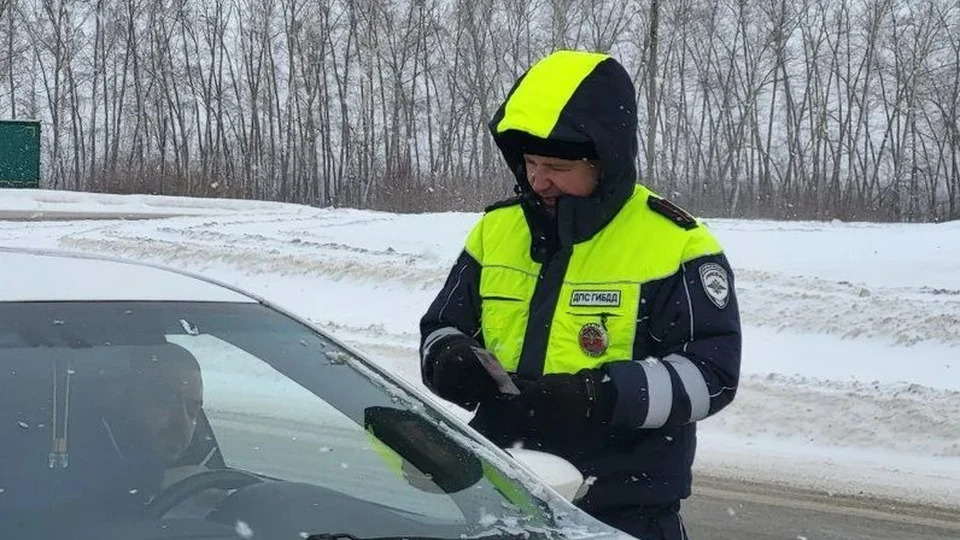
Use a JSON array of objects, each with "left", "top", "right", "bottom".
[
  {"left": 425, "top": 338, "right": 497, "bottom": 410},
  {"left": 514, "top": 368, "right": 616, "bottom": 441}
]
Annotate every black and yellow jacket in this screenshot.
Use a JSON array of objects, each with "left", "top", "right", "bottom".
[{"left": 419, "top": 51, "right": 741, "bottom": 511}]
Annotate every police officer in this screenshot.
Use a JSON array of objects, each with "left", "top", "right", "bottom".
[{"left": 419, "top": 50, "right": 742, "bottom": 540}]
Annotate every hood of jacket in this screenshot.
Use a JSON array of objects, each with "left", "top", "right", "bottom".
[{"left": 488, "top": 50, "right": 639, "bottom": 251}]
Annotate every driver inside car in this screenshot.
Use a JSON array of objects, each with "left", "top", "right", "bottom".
[
  {"left": 95, "top": 343, "right": 210, "bottom": 509},
  {"left": 2, "top": 342, "right": 212, "bottom": 528},
  {"left": 108, "top": 344, "right": 204, "bottom": 467}
]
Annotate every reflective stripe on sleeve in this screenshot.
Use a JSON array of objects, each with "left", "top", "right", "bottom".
[
  {"left": 640, "top": 359, "right": 673, "bottom": 428},
  {"left": 664, "top": 353, "right": 711, "bottom": 422},
  {"left": 422, "top": 327, "right": 465, "bottom": 361}
]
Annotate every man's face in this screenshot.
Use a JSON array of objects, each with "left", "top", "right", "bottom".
[
  {"left": 124, "top": 362, "right": 203, "bottom": 466},
  {"left": 523, "top": 153, "right": 600, "bottom": 211}
]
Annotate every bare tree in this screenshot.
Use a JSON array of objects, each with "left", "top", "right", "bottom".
[
  {"left": 933, "top": 1, "right": 960, "bottom": 219},
  {"left": 2, "top": 0, "right": 19, "bottom": 117},
  {"left": 644, "top": 0, "right": 660, "bottom": 186},
  {"left": 0, "top": 0, "right": 12, "bottom": 24}
]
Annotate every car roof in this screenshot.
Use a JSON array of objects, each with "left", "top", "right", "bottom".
[{"left": 0, "top": 247, "right": 258, "bottom": 303}]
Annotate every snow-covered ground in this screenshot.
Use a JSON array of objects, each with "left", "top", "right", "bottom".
[{"left": 2, "top": 190, "right": 958, "bottom": 510}]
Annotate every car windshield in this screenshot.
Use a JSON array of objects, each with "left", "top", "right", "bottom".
[{"left": 0, "top": 301, "right": 606, "bottom": 540}]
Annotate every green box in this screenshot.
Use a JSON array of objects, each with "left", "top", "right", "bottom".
[{"left": 0, "top": 120, "right": 41, "bottom": 188}]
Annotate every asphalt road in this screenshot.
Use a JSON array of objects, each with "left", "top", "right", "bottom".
[{"left": 683, "top": 475, "right": 960, "bottom": 540}]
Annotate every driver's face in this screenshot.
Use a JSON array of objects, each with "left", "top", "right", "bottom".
[{"left": 126, "top": 363, "right": 203, "bottom": 466}]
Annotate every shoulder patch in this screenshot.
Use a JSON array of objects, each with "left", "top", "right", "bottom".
[
  {"left": 485, "top": 196, "right": 522, "bottom": 213},
  {"left": 647, "top": 196, "right": 698, "bottom": 230},
  {"left": 699, "top": 262, "right": 730, "bottom": 309}
]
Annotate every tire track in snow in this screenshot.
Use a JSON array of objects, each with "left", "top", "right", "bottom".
[
  {"left": 58, "top": 229, "right": 445, "bottom": 289},
  {"left": 707, "top": 374, "right": 960, "bottom": 458},
  {"left": 737, "top": 269, "right": 960, "bottom": 347}
]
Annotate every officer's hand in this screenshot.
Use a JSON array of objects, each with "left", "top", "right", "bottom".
[
  {"left": 427, "top": 338, "right": 497, "bottom": 410},
  {"left": 515, "top": 369, "right": 615, "bottom": 439}
]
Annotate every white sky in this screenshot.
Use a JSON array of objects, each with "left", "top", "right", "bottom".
[{"left": 1, "top": 190, "right": 958, "bottom": 510}]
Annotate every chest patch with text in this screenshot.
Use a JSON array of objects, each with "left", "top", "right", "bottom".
[{"left": 569, "top": 290, "right": 621, "bottom": 307}]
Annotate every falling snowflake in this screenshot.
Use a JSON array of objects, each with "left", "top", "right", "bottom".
[
  {"left": 328, "top": 352, "right": 349, "bottom": 365},
  {"left": 235, "top": 520, "right": 254, "bottom": 539}
]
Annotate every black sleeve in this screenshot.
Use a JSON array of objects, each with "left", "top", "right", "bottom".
[
  {"left": 419, "top": 250, "right": 484, "bottom": 391},
  {"left": 605, "top": 253, "right": 742, "bottom": 429}
]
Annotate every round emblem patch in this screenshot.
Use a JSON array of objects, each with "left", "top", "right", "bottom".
[
  {"left": 699, "top": 262, "right": 730, "bottom": 309},
  {"left": 578, "top": 323, "right": 609, "bottom": 357}
]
